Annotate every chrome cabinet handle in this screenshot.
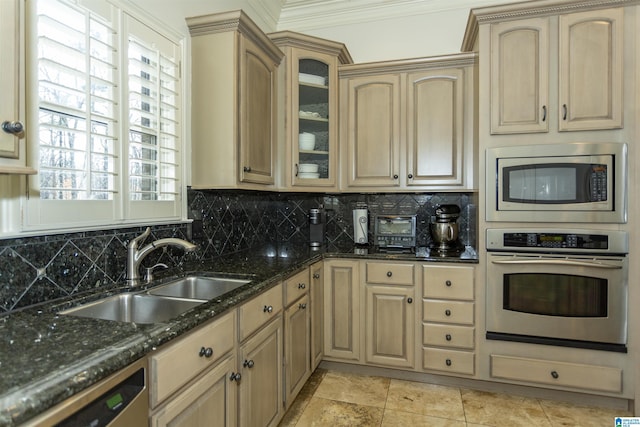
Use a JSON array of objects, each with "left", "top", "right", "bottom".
[
  {"left": 243, "top": 359, "right": 255, "bottom": 368},
  {"left": 230, "top": 372, "right": 242, "bottom": 382},
  {"left": 491, "top": 258, "right": 622, "bottom": 269},
  {"left": 263, "top": 305, "right": 273, "bottom": 313},
  {"left": 2, "top": 121, "right": 24, "bottom": 135},
  {"left": 199, "top": 347, "right": 213, "bottom": 358},
  {"left": 542, "top": 105, "right": 547, "bottom": 122},
  {"left": 562, "top": 104, "right": 567, "bottom": 120}
]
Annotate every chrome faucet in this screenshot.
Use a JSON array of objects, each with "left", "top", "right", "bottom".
[{"left": 125, "top": 227, "right": 197, "bottom": 286}]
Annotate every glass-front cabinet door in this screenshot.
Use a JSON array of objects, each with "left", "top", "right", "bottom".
[{"left": 269, "top": 32, "right": 352, "bottom": 190}]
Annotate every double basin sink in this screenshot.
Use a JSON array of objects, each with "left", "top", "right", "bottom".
[{"left": 60, "top": 275, "right": 253, "bottom": 324}]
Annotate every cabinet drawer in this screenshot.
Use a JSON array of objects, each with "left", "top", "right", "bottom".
[
  {"left": 423, "top": 347, "right": 474, "bottom": 375},
  {"left": 423, "top": 300, "right": 474, "bottom": 325},
  {"left": 239, "top": 283, "right": 283, "bottom": 342},
  {"left": 284, "top": 268, "right": 309, "bottom": 307},
  {"left": 151, "top": 310, "right": 236, "bottom": 407},
  {"left": 423, "top": 265, "right": 473, "bottom": 300},
  {"left": 366, "top": 262, "right": 414, "bottom": 285},
  {"left": 423, "top": 323, "right": 474, "bottom": 349},
  {"left": 490, "top": 354, "right": 622, "bottom": 393}
]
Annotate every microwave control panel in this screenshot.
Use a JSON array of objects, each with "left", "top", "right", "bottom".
[{"left": 486, "top": 229, "right": 628, "bottom": 254}]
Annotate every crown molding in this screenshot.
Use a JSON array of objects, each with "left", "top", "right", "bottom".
[
  {"left": 462, "top": 0, "right": 640, "bottom": 51},
  {"left": 338, "top": 52, "right": 478, "bottom": 77},
  {"left": 268, "top": 30, "right": 354, "bottom": 64}
]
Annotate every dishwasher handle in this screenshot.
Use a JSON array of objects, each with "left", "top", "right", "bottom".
[{"left": 490, "top": 258, "right": 623, "bottom": 269}]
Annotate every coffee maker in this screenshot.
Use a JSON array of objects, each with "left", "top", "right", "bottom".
[
  {"left": 430, "top": 204, "right": 464, "bottom": 256},
  {"left": 309, "top": 208, "right": 325, "bottom": 247}
]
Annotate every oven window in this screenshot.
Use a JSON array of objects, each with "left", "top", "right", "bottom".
[{"left": 504, "top": 273, "right": 608, "bottom": 317}]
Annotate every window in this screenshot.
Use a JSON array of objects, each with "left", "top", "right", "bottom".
[{"left": 25, "top": 0, "right": 183, "bottom": 230}]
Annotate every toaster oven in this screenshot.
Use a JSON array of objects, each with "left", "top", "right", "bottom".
[{"left": 374, "top": 215, "right": 416, "bottom": 250}]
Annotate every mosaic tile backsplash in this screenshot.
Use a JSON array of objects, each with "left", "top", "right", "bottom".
[{"left": 0, "top": 189, "right": 476, "bottom": 313}]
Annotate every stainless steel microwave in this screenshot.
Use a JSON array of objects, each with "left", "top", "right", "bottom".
[{"left": 486, "top": 142, "right": 627, "bottom": 223}]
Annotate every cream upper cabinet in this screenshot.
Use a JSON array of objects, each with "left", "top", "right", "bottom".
[
  {"left": 340, "top": 54, "right": 476, "bottom": 191},
  {"left": 490, "top": 18, "right": 550, "bottom": 134},
  {"left": 558, "top": 8, "right": 623, "bottom": 131},
  {"left": 406, "top": 68, "right": 466, "bottom": 187},
  {"left": 187, "top": 11, "right": 283, "bottom": 189},
  {"left": 489, "top": 7, "right": 623, "bottom": 134},
  {"left": 269, "top": 32, "right": 352, "bottom": 191},
  {"left": 0, "top": 0, "right": 35, "bottom": 174},
  {"left": 342, "top": 73, "right": 402, "bottom": 188}
]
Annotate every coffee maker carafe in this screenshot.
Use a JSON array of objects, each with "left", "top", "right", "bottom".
[{"left": 430, "top": 204, "right": 464, "bottom": 256}]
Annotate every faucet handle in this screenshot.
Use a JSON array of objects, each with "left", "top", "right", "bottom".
[{"left": 145, "top": 263, "right": 168, "bottom": 283}]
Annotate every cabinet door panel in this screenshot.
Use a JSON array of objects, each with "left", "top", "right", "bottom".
[
  {"left": 365, "top": 285, "right": 415, "bottom": 368},
  {"left": 151, "top": 355, "right": 237, "bottom": 427},
  {"left": 558, "top": 9, "right": 623, "bottom": 131},
  {"left": 240, "top": 37, "right": 276, "bottom": 184},
  {"left": 239, "top": 317, "right": 283, "bottom": 427},
  {"left": 284, "top": 294, "right": 311, "bottom": 406},
  {"left": 407, "top": 69, "right": 465, "bottom": 185},
  {"left": 310, "top": 262, "right": 324, "bottom": 369},
  {"left": 344, "top": 75, "right": 401, "bottom": 187},
  {"left": 323, "top": 260, "right": 360, "bottom": 360},
  {"left": 490, "top": 18, "right": 549, "bottom": 134}
]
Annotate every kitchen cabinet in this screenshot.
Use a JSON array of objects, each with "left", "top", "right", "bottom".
[
  {"left": 364, "top": 262, "right": 416, "bottom": 369},
  {"left": 0, "top": 0, "right": 35, "bottom": 174},
  {"left": 149, "top": 311, "right": 238, "bottom": 426},
  {"left": 339, "top": 54, "right": 476, "bottom": 191},
  {"left": 489, "top": 8, "right": 623, "bottom": 134},
  {"left": 421, "top": 264, "right": 475, "bottom": 376},
  {"left": 283, "top": 268, "right": 311, "bottom": 408},
  {"left": 187, "top": 11, "right": 283, "bottom": 189},
  {"left": 237, "top": 283, "right": 283, "bottom": 427},
  {"left": 310, "top": 261, "right": 324, "bottom": 369},
  {"left": 323, "top": 259, "right": 361, "bottom": 361},
  {"left": 269, "top": 31, "right": 352, "bottom": 190},
  {"left": 151, "top": 355, "right": 237, "bottom": 427}
]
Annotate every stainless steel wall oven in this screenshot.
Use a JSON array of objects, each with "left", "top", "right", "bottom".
[{"left": 486, "top": 228, "right": 628, "bottom": 352}]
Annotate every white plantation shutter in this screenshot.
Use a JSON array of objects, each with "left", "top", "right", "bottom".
[
  {"left": 26, "top": 0, "right": 183, "bottom": 229},
  {"left": 124, "top": 14, "right": 182, "bottom": 219}
]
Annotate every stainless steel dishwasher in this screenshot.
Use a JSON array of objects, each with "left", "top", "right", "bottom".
[{"left": 23, "top": 358, "right": 148, "bottom": 427}]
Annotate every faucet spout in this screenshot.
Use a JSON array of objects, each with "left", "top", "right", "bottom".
[{"left": 125, "top": 227, "right": 197, "bottom": 286}]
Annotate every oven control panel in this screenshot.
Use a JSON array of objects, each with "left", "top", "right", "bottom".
[{"left": 486, "top": 229, "right": 628, "bottom": 254}]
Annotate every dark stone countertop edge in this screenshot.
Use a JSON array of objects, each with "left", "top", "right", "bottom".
[{"left": 0, "top": 248, "right": 477, "bottom": 426}]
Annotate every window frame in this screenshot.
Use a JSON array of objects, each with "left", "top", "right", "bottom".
[{"left": 22, "top": 0, "right": 187, "bottom": 233}]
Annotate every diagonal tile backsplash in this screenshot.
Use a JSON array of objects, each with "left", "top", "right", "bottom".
[{"left": 0, "top": 189, "right": 475, "bottom": 314}]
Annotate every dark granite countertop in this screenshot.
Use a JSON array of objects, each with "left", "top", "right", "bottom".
[{"left": 0, "top": 245, "right": 476, "bottom": 426}]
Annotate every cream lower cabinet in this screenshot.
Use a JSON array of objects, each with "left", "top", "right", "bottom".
[
  {"left": 364, "top": 261, "right": 416, "bottom": 369},
  {"left": 150, "top": 310, "right": 238, "bottom": 426},
  {"left": 283, "top": 268, "right": 311, "bottom": 408},
  {"left": 422, "top": 264, "right": 475, "bottom": 376},
  {"left": 323, "top": 259, "right": 360, "bottom": 361},
  {"left": 310, "top": 261, "right": 324, "bottom": 369},
  {"left": 238, "top": 283, "right": 283, "bottom": 427}
]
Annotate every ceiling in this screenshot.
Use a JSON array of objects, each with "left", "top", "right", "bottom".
[{"left": 275, "top": 0, "right": 510, "bottom": 31}]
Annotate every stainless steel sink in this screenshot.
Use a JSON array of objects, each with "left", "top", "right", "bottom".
[
  {"left": 148, "top": 276, "right": 251, "bottom": 300},
  {"left": 60, "top": 293, "right": 205, "bottom": 324}
]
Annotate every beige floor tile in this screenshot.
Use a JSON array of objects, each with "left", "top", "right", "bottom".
[
  {"left": 280, "top": 369, "right": 328, "bottom": 427},
  {"left": 385, "top": 379, "right": 465, "bottom": 421},
  {"left": 540, "top": 399, "right": 631, "bottom": 427},
  {"left": 295, "top": 397, "right": 384, "bottom": 426},
  {"left": 381, "top": 409, "right": 466, "bottom": 427},
  {"left": 461, "top": 389, "right": 551, "bottom": 427},
  {"left": 313, "top": 371, "right": 390, "bottom": 408}
]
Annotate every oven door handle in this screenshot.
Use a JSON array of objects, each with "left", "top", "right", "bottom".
[{"left": 490, "top": 258, "right": 623, "bottom": 269}]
